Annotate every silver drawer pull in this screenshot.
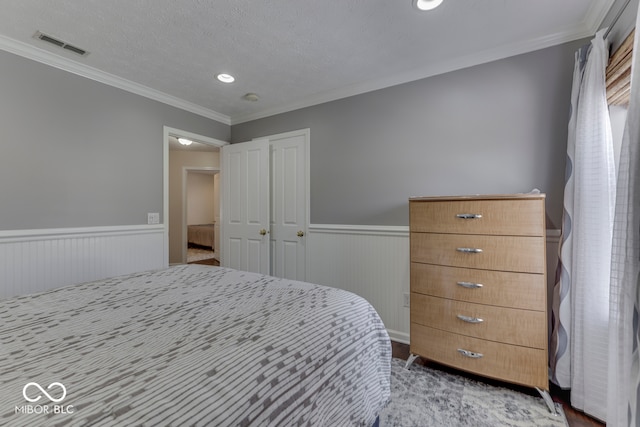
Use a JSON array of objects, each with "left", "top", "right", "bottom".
[
  {"left": 456, "top": 247, "right": 483, "bottom": 253},
  {"left": 457, "top": 348, "right": 483, "bottom": 358},
  {"left": 456, "top": 213, "right": 483, "bottom": 219},
  {"left": 457, "top": 281, "right": 483, "bottom": 289},
  {"left": 457, "top": 314, "right": 484, "bottom": 323}
]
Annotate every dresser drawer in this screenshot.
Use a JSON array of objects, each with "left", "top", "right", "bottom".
[
  {"left": 410, "top": 233, "right": 545, "bottom": 273},
  {"left": 409, "top": 198, "right": 545, "bottom": 236},
  {"left": 411, "top": 294, "right": 546, "bottom": 348},
  {"left": 410, "top": 324, "right": 548, "bottom": 389},
  {"left": 410, "top": 263, "right": 546, "bottom": 311}
]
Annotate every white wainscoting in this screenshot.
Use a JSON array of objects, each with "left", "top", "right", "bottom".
[
  {"left": 0, "top": 223, "right": 561, "bottom": 346},
  {"left": 307, "top": 224, "right": 411, "bottom": 344},
  {"left": 0, "top": 225, "right": 165, "bottom": 299},
  {"left": 307, "top": 225, "right": 562, "bottom": 346}
]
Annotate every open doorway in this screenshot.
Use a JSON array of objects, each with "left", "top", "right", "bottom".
[
  {"left": 184, "top": 168, "right": 219, "bottom": 264},
  {"left": 163, "top": 126, "right": 227, "bottom": 266}
]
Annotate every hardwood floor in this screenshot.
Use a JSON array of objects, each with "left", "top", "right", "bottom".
[
  {"left": 391, "top": 341, "right": 604, "bottom": 427},
  {"left": 189, "top": 257, "right": 220, "bottom": 266}
]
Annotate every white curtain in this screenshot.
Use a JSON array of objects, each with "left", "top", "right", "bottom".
[
  {"left": 607, "top": 8, "right": 640, "bottom": 426},
  {"left": 549, "top": 29, "right": 616, "bottom": 422}
]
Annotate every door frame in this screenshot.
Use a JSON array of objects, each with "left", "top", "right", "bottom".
[
  {"left": 163, "top": 126, "right": 228, "bottom": 266},
  {"left": 182, "top": 167, "right": 220, "bottom": 263}
]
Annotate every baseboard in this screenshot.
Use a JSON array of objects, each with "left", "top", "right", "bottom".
[
  {"left": 307, "top": 224, "right": 410, "bottom": 345},
  {"left": 387, "top": 329, "right": 410, "bottom": 345},
  {"left": 307, "top": 225, "right": 561, "bottom": 351}
]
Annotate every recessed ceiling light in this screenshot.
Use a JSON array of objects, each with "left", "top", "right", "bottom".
[
  {"left": 216, "top": 73, "right": 235, "bottom": 83},
  {"left": 413, "top": 0, "right": 443, "bottom": 11},
  {"left": 178, "top": 138, "right": 193, "bottom": 146}
]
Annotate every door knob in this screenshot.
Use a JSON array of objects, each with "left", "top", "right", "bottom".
[
  {"left": 297, "top": 230, "right": 305, "bottom": 237},
  {"left": 259, "top": 229, "right": 268, "bottom": 236}
]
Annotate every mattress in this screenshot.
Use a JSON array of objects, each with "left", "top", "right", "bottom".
[
  {"left": 0, "top": 265, "right": 391, "bottom": 426},
  {"left": 188, "top": 224, "right": 215, "bottom": 248}
]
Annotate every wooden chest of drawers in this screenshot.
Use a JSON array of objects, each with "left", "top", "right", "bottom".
[{"left": 409, "top": 194, "right": 548, "bottom": 391}]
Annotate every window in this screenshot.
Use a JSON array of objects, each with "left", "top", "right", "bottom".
[{"left": 606, "top": 29, "right": 634, "bottom": 106}]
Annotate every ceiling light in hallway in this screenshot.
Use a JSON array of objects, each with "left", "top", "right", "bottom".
[{"left": 413, "top": 0, "right": 443, "bottom": 11}]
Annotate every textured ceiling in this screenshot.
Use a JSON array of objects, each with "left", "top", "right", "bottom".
[{"left": 0, "top": 0, "right": 615, "bottom": 124}]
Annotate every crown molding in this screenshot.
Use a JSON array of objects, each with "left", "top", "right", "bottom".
[
  {"left": 0, "top": 34, "right": 231, "bottom": 126},
  {"left": 0, "top": 0, "right": 614, "bottom": 129},
  {"left": 230, "top": 24, "right": 598, "bottom": 125},
  {"left": 588, "top": 0, "right": 618, "bottom": 31},
  {"left": 230, "top": 0, "right": 619, "bottom": 126},
  {"left": 231, "top": 2, "right": 617, "bottom": 125}
]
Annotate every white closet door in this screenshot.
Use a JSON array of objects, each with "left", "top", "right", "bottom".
[
  {"left": 268, "top": 130, "right": 308, "bottom": 281},
  {"left": 220, "top": 139, "right": 270, "bottom": 274}
]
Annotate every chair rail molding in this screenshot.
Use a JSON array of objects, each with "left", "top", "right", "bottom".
[
  {"left": 306, "top": 224, "right": 561, "bottom": 345},
  {"left": 0, "top": 224, "right": 165, "bottom": 299}
]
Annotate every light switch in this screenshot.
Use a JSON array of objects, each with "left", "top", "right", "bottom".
[{"left": 147, "top": 213, "right": 160, "bottom": 224}]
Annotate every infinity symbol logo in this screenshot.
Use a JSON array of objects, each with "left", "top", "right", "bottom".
[{"left": 22, "top": 382, "right": 67, "bottom": 403}]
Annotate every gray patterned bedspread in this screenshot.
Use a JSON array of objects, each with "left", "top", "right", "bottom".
[{"left": 0, "top": 265, "right": 391, "bottom": 426}]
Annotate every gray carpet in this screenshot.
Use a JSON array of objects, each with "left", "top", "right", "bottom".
[{"left": 380, "top": 358, "right": 567, "bottom": 427}]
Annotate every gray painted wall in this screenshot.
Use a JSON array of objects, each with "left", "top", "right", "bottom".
[
  {"left": 232, "top": 39, "right": 588, "bottom": 228},
  {"left": 0, "top": 36, "right": 592, "bottom": 230},
  {"left": 0, "top": 50, "right": 229, "bottom": 230}
]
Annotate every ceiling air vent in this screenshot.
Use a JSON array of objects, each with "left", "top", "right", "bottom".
[{"left": 33, "top": 31, "right": 89, "bottom": 57}]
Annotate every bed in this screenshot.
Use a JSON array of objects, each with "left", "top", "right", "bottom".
[
  {"left": 188, "top": 224, "right": 215, "bottom": 249},
  {"left": 0, "top": 264, "right": 391, "bottom": 426}
]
